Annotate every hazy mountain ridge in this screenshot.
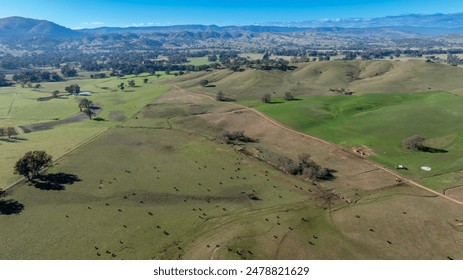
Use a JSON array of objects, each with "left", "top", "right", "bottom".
[
  {"left": 1, "top": 13, "right": 463, "bottom": 41},
  {"left": 263, "top": 13, "right": 463, "bottom": 28},
  {"left": 0, "top": 16, "right": 80, "bottom": 39}
]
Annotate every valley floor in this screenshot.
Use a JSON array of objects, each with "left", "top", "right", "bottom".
[{"left": 1, "top": 62, "right": 463, "bottom": 259}]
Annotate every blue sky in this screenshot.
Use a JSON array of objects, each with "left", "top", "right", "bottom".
[{"left": 1, "top": 0, "right": 463, "bottom": 28}]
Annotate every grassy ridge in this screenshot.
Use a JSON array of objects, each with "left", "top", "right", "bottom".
[{"left": 255, "top": 92, "right": 463, "bottom": 190}]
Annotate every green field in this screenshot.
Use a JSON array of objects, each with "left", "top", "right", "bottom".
[
  {"left": 183, "top": 57, "right": 211, "bottom": 66},
  {"left": 255, "top": 92, "right": 463, "bottom": 190},
  {"left": 0, "top": 74, "right": 171, "bottom": 187},
  {"left": 0, "top": 105, "right": 340, "bottom": 259},
  {"left": 2, "top": 92, "right": 461, "bottom": 260},
  {"left": 1, "top": 64, "right": 463, "bottom": 260}
]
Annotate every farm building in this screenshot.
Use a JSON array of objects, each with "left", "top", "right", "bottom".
[{"left": 77, "top": 92, "right": 92, "bottom": 96}]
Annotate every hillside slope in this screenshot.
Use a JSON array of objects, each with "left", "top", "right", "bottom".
[
  {"left": 0, "top": 16, "right": 80, "bottom": 39},
  {"left": 176, "top": 60, "right": 463, "bottom": 99}
]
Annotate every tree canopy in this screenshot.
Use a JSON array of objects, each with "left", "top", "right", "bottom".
[{"left": 14, "top": 151, "right": 52, "bottom": 180}]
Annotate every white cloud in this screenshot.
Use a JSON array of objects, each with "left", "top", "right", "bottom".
[
  {"left": 121, "top": 22, "right": 164, "bottom": 28},
  {"left": 82, "top": 21, "right": 105, "bottom": 26}
]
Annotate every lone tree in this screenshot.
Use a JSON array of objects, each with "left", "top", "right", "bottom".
[
  {"left": 14, "top": 151, "right": 52, "bottom": 181},
  {"left": 52, "top": 90, "right": 60, "bottom": 98},
  {"left": 200, "top": 79, "right": 209, "bottom": 87},
  {"left": 77, "top": 97, "right": 92, "bottom": 112},
  {"left": 143, "top": 78, "right": 149, "bottom": 84},
  {"left": 84, "top": 108, "right": 94, "bottom": 119},
  {"left": 128, "top": 79, "right": 136, "bottom": 87},
  {"left": 65, "top": 84, "right": 80, "bottom": 95},
  {"left": 118, "top": 83, "right": 125, "bottom": 91},
  {"left": 261, "top": 93, "right": 272, "bottom": 103},
  {"left": 403, "top": 135, "right": 426, "bottom": 150},
  {"left": 284, "top": 91, "right": 295, "bottom": 101},
  {"left": 2, "top": 125, "right": 15, "bottom": 138},
  {"left": 216, "top": 91, "right": 225, "bottom": 101}
]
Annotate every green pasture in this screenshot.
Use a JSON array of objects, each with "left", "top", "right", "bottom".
[
  {"left": 255, "top": 92, "right": 463, "bottom": 191},
  {"left": 0, "top": 122, "right": 107, "bottom": 188},
  {"left": 183, "top": 57, "right": 211, "bottom": 66},
  {"left": 0, "top": 127, "right": 320, "bottom": 259},
  {"left": 0, "top": 74, "right": 170, "bottom": 125},
  {"left": 1, "top": 73, "right": 462, "bottom": 260},
  {"left": 0, "top": 75, "right": 171, "bottom": 187}
]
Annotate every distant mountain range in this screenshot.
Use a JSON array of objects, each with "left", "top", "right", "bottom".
[
  {"left": 2, "top": 13, "right": 463, "bottom": 40},
  {"left": 0, "top": 16, "right": 80, "bottom": 39},
  {"left": 263, "top": 13, "right": 463, "bottom": 28}
]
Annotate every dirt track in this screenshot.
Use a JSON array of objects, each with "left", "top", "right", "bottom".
[{"left": 171, "top": 84, "right": 463, "bottom": 206}]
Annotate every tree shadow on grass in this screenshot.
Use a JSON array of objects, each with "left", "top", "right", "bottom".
[
  {"left": 0, "top": 199, "right": 24, "bottom": 215},
  {"left": 220, "top": 97, "right": 237, "bottom": 102},
  {"left": 0, "top": 137, "right": 28, "bottom": 143},
  {"left": 419, "top": 146, "right": 448, "bottom": 153},
  {"left": 32, "top": 173, "right": 81, "bottom": 191},
  {"left": 319, "top": 169, "right": 337, "bottom": 181}
]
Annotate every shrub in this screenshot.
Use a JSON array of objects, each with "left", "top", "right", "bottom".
[
  {"left": 216, "top": 91, "right": 225, "bottom": 101},
  {"left": 289, "top": 153, "right": 333, "bottom": 180},
  {"left": 284, "top": 91, "right": 295, "bottom": 101},
  {"left": 222, "top": 130, "right": 256, "bottom": 144},
  {"left": 261, "top": 93, "right": 272, "bottom": 103},
  {"left": 403, "top": 135, "right": 425, "bottom": 150}
]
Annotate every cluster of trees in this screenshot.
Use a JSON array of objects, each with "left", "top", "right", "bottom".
[
  {"left": 221, "top": 130, "right": 257, "bottom": 144},
  {"left": 221, "top": 57, "right": 292, "bottom": 72},
  {"left": 90, "top": 73, "right": 107, "bottom": 79},
  {"left": 446, "top": 54, "right": 463, "bottom": 66},
  {"left": 0, "top": 72, "right": 13, "bottom": 87},
  {"left": 260, "top": 92, "right": 295, "bottom": 103},
  {"left": 77, "top": 97, "right": 95, "bottom": 119},
  {"left": 12, "top": 70, "right": 62, "bottom": 83},
  {"left": 61, "top": 64, "right": 78, "bottom": 77},
  {"left": 65, "top": 84, "right": 80, "bottom": 95},
  {"left": 287, "top": 153, "right": 332, "bottom": 181}
]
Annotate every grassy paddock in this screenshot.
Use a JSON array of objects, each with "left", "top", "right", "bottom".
[
  {"left": 255, "top": 92, "right": 463, "bottom": 190},
  {"left": 1, "top": 74, "right": 462, "bottom": 260},
  {"left": 0, "top": 127, "right": 317, "bottom": 259},
  {"left": 0, "top": 75, "right": 171, "bottom": 187}
]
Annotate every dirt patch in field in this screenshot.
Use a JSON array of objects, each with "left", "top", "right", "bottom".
[
  {"left": 445, "top": 186, "right": 463, "bottom": 202},
  {"left": 352, "top": 146, "right": 377, "bottom": 157}
]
